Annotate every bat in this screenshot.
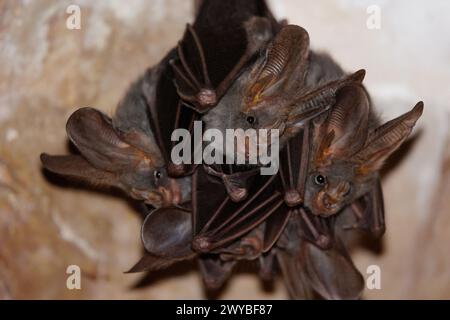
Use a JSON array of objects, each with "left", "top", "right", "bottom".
[
  {"left": 274, "top": 83, "right": 423, "bottom": 299},
  {"left": 40, "top": 105, "right": 186, "bottom": 208}
]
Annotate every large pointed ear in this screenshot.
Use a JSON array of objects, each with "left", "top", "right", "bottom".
[
  {"left": 66, "top": 107, "right": 163, "bottom": 172},
  {"left": 127, "top": 207, "right": 196, "bottom": 273},
  {"left": 315, "top": 84, "right": 370, "bottom": 164},
  {"left": 286, "top": 70, "right": 366, "bottom": 129},
  {"left": 244, "top": 25, "right": 310, "bottom": 109},
  {"left": 141, "top": 207, "right": 193, "bottom": 258},
  {"left": 355, "top": 101, "right": 424, "bottom": 174},
  {"left": 40, "top": 153, "right": 124, "bottom": 189}
]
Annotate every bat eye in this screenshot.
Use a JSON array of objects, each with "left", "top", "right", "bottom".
[
  {"left": 154, "top": 170, "right": 162, "bottom": 180},
  {"left": 314, "top": 174, "right": 326, "bottom": 186},
  {"left": 246, "top": 116, "right": 255, "bottom": 124}
]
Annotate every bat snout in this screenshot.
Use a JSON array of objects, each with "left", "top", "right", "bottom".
[
  {"left": 312, "top": 191, "right": 341, "bottom": 217},
  {"left": 157, "top": 178, "right": 182, "bottom": 207}
]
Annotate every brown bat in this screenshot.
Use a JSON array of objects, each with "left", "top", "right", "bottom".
[
  {"left": 40, "top": 49, "right": 196, "bottom": 209},
  {"left": 274, "top": 84, "right": 423, "bottom": 299},
  {"left": 40, "top": 106, "right": 185, "bottom": 208}
]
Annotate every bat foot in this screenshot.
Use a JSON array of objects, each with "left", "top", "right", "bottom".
[
  {"left": 284, "top": 189, "right": 302, "bottom": 207},
  {"left": 371, "top": 226, "right": 385, "bottom": 238},
  {"left": 196, "top": 88, "right": 217, "bottom": 109},
  {"left": 316, "top": 234, "right": 332, "bottom": 249},
  {"left": 203, "top": 165, "right": 251, "bottom": 202},
  {"left": 192, "top": 236, "right": 212, "bottom": 253},
  {"left": 228, "top": 187, "right": 248, "bottom": 202}
]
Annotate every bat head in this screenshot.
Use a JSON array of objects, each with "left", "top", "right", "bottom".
[
  {"left": 203, "top": 25, "right": 311, "bottom": 162},
  {"left": 241, "top": 25, "right": 310, "bottom": 135},
  {"left": 303, "top": 84, "right": 423, "bottom": 217},
  {"left": 41, "top": 107, "right": 183, "bottom": 208}
]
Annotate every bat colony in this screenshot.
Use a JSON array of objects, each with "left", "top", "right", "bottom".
[{"left": 40, "top": 1, "right": 423, "bottom": 299}]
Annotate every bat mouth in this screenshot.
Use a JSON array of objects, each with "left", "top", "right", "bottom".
[
  {"left": 158, "top": 179, "right": 182, "bottom": 207},
  {"left": 143, "top": 192, "right": 164, "bottom": 208},
  {"left": 313, "top": 192, "right": 340, "bottom": 216}
]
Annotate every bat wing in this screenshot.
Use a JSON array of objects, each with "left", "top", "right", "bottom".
[
  {"left": 276, "top": 215, "right": 364, "bottom": 300},
  {"left": 278, "top": 127, "right": 307, "bottom": 206},
  {"left": 300, "top": 238, "right": 365, "bottom": 300},
  {"left": 262, "top": 204, "right": 292, "bottom": 252},
  {"left": 172, "top": 0, "right": 279, "bottom": 113},
  {"left": 337, "top": 176, "right": 385, "bottom": 238},
  {"left": 363, "top": 177, "right": 385, "bottom": 237},
  {"left": 139, "top": 50, "right": 200, "bottom": 177},
  {"left": 143, "top": 1, "right": 280, "bottom": 176},
  {"left": 277, "top": 125, "right": 333, "bottom": 248},
  {"left": 277, "top": 249, "right": 315, "bottom": 299},
  {"left": 275, "top": 219, "right": 315, "bottom": 299},
  {"left": 191, "top": 165, "right": 284, "bottom": 254}
]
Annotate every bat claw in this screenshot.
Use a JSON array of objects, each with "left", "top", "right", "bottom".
[
  {"left": 284, "top": 189, "right": 302, "bottom": 207},
  {"left": 196, "top": 88, "right": 217, "bottom": 107},
  {"left": 228, "top": 187, "right": 248, "bottom": 202},
  {"left": 316, "top": 234, "right": 332, "bottom": 249},
  {"left": 192, "top": 236, "right": 212, "bottom": 253}
]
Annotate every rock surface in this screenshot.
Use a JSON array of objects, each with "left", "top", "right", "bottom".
[{"left": 0, "top": 0, "right": 449, "bottom": 299}]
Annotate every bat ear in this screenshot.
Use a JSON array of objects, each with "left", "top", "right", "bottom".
[
  {"left": 66, "top": 107, "right": 161, "bottom": 172},
  {"left": 141, "top": 207, "right": 194, "bottom": 258},
  {"left": 40, "top": 153, "right": 120, "bottom": 187},
  {"left": 245, "top": 25, "right": 310, "bottom": 108},
  {"left": 41, "top": 108, "right": 168, "bottom": 204},
  {"left": 316, "top": 84, "right": 370, "bottom": 162},
  {"left": 286, "top": 69, "right": 366, "bottom": 127},
  {"left": 355, "top": 101, "right": 424, "bottom": 174}
]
